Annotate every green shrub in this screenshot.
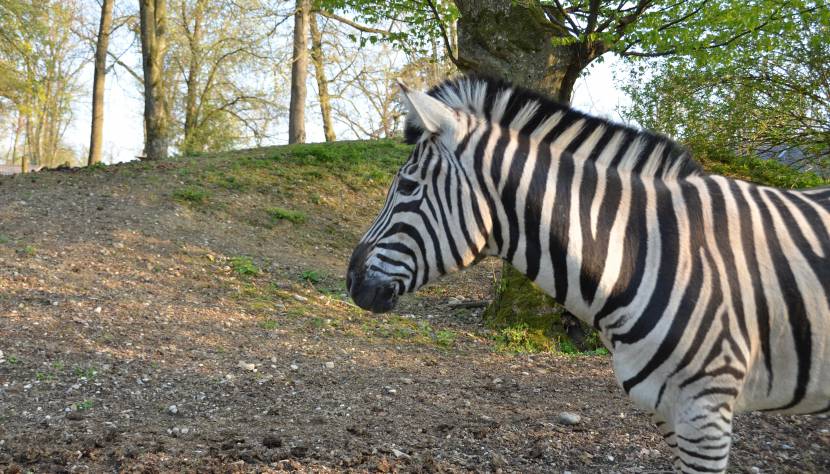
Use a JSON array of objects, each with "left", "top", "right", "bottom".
[
  {"left": 267, "top": 207, "right": 306, "bottom": 224},
  {"left": 173, "top": 185, "right": 210, "bottom": 204},
  {"left": 230, "top": 256, "right": 259, "bottom": 276}
]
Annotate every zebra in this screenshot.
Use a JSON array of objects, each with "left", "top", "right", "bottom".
[{"left": 346, "top": 75, "right": 830, "bottom": 473}]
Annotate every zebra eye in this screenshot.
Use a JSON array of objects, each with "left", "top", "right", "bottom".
[{"left": 397, "top": 177, "right": 420, "bottom": 196}]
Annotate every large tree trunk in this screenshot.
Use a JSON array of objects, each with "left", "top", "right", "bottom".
[
  {"left": 454, "top": 0, "right": 593, "bottom": 102},
  {"left": 309, "top": 13, "right": 335, "bottom": 142},
  {"left": 139, "top": 0, "right": 169, "bottom": 160},
  {"left": 454, "top": 0, "right": 599, "bottom": 350},
  {"left": 288, "top": 0, "right": 310, "bottom": 144}
]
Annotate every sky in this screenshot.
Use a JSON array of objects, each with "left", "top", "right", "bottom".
[{"left": 60, "top": 54, "right": 631, "bottom": 165}]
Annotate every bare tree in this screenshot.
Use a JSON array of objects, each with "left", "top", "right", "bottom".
[
  {"left": 88, "top": 0, "right": 114, "bottom": 166},
  {"left": 288, "top": 0, "right": 309, "bottom": 144},
  {"left": 139, "top": 0, "right": 169, "bottom": 160},
  {"left": 309, "top": 12, "right": 334, "bottom": 142}
]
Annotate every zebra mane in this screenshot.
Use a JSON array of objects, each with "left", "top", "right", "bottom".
[{"left": 404, "top": 75, "right": 703, "bottom": 180}]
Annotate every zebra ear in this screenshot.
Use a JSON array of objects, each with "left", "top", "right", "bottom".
[{"left": 398, "top": 80, "right": 456, "bottom": 135}]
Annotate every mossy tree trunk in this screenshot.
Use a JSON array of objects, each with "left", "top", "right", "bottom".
[{"left": 454, "top": 0, "right": 604, "bottom": 350}]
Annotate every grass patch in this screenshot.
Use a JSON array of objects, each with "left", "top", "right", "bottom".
[
  {"left": 74, "top": 366, "right": 97, "bottom": 379},
  {"left": 259, "top": 319, "right": 279, "bottom": 330},
  {"left": 492, "top": 323, "right": 553, "bottom": 353},
  {"left": 300, "top": 269, "right": 323, "bottom": 283},
  {"left": 267, "top": 207, "right": 306, "bottom": 224},
  {"left": 74, "top": 400, "right": 94, "bottom": 411},
  {"left": 230, "top": 256, "right": 260, "bottom": 276},
  {"left": 173, "top": 185, "right": 210, "bottom": 204}
]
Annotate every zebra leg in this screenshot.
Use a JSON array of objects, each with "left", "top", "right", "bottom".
[
  {"left": 652, "top": 413, "right": 680, "bottom": 468},
  {"left": 672, "top": 398, "right": 735, "bottom": 474}
]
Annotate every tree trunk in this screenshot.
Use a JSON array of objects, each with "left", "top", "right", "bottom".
[
  {"left": 183, "top": 0, "right": 207, "bottom": 154},
  {"left": 454, "top": 0, "right": 600, "bottom": 350},
  {"left": 10, "top": 110, "right": 23, "bottom": 165},
  {"left": 309, "top": 12, "right": 335, "bottom": 142},
  {"left": 89, "top": 0, "right": 117, "bottom": 165},
  {"left": 288, "top": 0, "right": 309, "bottom": 144},
  {"left": 454, "top": 0, "right": 591, "bottom": 102},
  {"left": 139, "top": 0, "right": 169, "bottom": 160}
]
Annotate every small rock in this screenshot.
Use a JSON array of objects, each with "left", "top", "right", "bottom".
[
  {"left": 750, "top": 467, "right": 761, "bottom": 474},
  {"left": 606, "top": 454, "right": 614, "bottom": 462},
  {"left": 384, "top": 386, "right": 397, "bottom": 395},
  {"left": 263, "top": 435, "right": 282, "bottom": 449},
  {"left": 492, "top": 378, "right": 503, "bottom": 384},
  {"left": 392, "top": 448, "right": 410, "bottom": 459},
  {"left": 324, "top": 361, "right": 335, "bottom": 369},
  {"left": 238, "top": 361, "right": 256, "bottom": 371},
  {"left": 66, "top": 411, "right": 84, "bottom": 421},
  {"left": 491, "top": 453, "right": 507, "bottom": 468},
  {"left": 293, "top": 294, "right": 308, "bottom": 303},
  {"left": 290, "top": 364, "right": 299, "bottom": 371},
  {"left": 94, "top": 306, "right": 102, "bottom": 314},
  {"left": 557, "top": 412, "right": 581, "bottom": 426},
  {"left": 168, "top": 405, "right": 178, "bottom": 415},
  {"left": 290, "top": 445, "right": 308, "bottom": 457},
  {"left": 401, "top": 377, "right": 413, "bottom": 384}
]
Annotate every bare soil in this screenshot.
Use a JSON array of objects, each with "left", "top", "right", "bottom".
[{"left": 0, "top": 151, "right": 828, "bottom": 473}]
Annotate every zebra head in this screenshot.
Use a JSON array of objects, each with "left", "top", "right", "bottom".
[{"left": 347, "top": 82, "right": 491, "bottom": 312}]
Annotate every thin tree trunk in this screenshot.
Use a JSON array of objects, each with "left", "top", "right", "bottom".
[
  {"left": 139, "top": 0, "right": 169, "bottom": 160},
  {"left": 88, "top": 0, "right": 114, "bottom": 166},
  {"left": 9, "top": 110, "right": 23, "bottom": 164},
  {"left": 183, "top": 0, "right": 207, "bottom": 154},
  {"left": 288, "top": 0, "right": 309, "bottom": 144},
  {"left": 309, "top": 13, "right": 335, "bottom": 142}
]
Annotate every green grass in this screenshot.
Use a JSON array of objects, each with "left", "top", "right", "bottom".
[
  {"left": 259, "top": 319, "right": 279, "bottom": 330},
  {"left": 74, "top": 366, "right": 97, "bottom": 379},
  {"left": 229, "top": 256, "right": 260, "bottom": 276},
  {"left": 492, "top": 323, "right": 553, "bottom": 353},
  {"left": 698, "top": 152, "right": 829, "bottom": 189},
  {"left": 268, "top": 207, "right": 306, "bottom": 224},
  {"left": 173, "top": 185, "right": 210, "bottom": 204},
  {"left": 75, "top": 400, "right": 94, "bottom": 411},
  {"left": 300, "top": 269, "right": 323, "bottom": 283}
]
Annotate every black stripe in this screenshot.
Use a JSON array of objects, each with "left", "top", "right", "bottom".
[
  {"left": 523, "top": 142, "right": 551, "bottom": 280},
  {"left": 503, "top": 134, "right": 532, "bottom": 262},
  {"left": 593, "top": 173, "right": 649, "bottom": 329},
  {"left": 550, "top": 153, "right": 575, "bottom": 302},
  {"left": 728, "top": 180, "right": 773, "bottom": 393},
  {"left": 613, "top": 180, "right": 679, "bottom": 345},
  {"left": 748, "top": 186, "right": 811, "bottom": 410}
]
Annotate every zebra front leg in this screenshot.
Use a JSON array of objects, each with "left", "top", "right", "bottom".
[
  {"left": 652, "top": 413, "right": 680, "bottom": 469},
  {"left": 672, "top": 398, "right": 735, "bottom": 474}
]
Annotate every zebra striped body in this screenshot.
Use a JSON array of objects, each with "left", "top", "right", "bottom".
[{"left": 347, "top": 76, "right": 830, "bottom": 473}]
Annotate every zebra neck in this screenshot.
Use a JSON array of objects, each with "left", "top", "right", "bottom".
[{"left": 486, "top": 145, "right": 654, "bottom": 327}]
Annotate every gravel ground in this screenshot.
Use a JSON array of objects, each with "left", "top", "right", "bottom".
[{"left": 0, "top": 159, "right": 828, "bottom": 473}]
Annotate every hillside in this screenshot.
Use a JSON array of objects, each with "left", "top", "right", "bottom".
[{"left": 0, "top": 141, "right": 827, "bottom": 472}]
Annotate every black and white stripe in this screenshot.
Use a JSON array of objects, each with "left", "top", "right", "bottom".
[{"left": 347, "top": 76, "right": 830, "bottom": 473}]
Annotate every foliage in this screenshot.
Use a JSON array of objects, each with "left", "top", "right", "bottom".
[
  {"left": 624, "top": 13, "right": 830, "bottom": 179},
  {"left": 268, "top": 207, "right": 306, "bottom": 224},
  {"left": 300, "top": 269, "right": 323, "bottom": 283},
  {"left": 173, "top": 185, "right": 210, "bottom": 204},
  {"left": 0, "top": 0, "right": 85, "bottom": 169},
  {"left": 229, "top": 256, "right": 260, "bottom": 276},
  {"left": 492, "top": 323, "right": 553, "bottom": 353}
]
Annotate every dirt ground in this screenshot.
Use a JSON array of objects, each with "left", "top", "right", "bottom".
[{"left": 0, "top": 152, "right": 828, "bottom": 473}]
